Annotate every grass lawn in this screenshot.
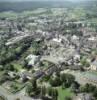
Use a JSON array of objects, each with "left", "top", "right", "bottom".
[
  {"left": 12, "top": 63, "right": 22, "bottom": 71},
  {"left": 0, "top": 71, "right": 5, "bottom": 77},
  {"left": 9, "top": 82, "right": 25, "bottom": 93},
  {"left": 57, "top": 87, "right": 74, "bottom": 100}
]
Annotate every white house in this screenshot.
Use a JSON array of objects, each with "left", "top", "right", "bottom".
[
  {"left": 26, "top": 54, "right": 39, "bottom": 66},
  {"left": 52, "top": 38, "right": 62, "bottom": 43}
]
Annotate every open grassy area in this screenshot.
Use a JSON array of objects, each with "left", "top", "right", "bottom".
[
  {"left": 6, "top": 81, "right": 25, "bottom": 93},
  {"left": 57, "top": 87, "right": 74, "bottom": 100},
  {"left": 12, "top": 63, "right": 22, "bottom": 71},
  {"left": 0, "top": 71, "right": 6, "bottom": 77}
]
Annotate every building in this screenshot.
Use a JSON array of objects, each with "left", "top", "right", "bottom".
[
  {"left": 52, "top": 38, "right": 62, "bottom": 43},
  {"left": 26, "top": 54, "right": 40, "bottom": 66},
  {"left": 19, "top": 71, "right": 33, "bottom": 81}
]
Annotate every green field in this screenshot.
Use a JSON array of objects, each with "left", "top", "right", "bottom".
[
  {"left": 57, "top": 87, "right": 74, "bottom": 100},
  {"left": 12, "top": 63, "right": 22, "bottom": 71}
]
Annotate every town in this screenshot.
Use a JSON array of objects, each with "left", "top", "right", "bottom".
[{"left": 0, "top": 1, "right": 97, "bottom": 100}]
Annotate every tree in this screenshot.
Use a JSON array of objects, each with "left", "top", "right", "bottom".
[
  {"left": 17, "top": 24, "right": 22, "bottom": 31},
  {"left": 4, "top": 64, "right": 16, "bottom": 71},
  {"left": 26, "top": 79, "right": 41, "bottom": 97},
  {"left": 55, "top": 71, "right": 60, "bottom": 77},
  {"left": 11, "top": 83, "right": 18, "bottom": 90},
  {"left": 80, "top": 83, "right": 96, "bottom": 93},
  {"left": 40, "top": 86, "right": 46, "bottom": 97},
  {"left": 49, "top": 77, "right": 62, "bottom": 87},
  {"left": 42, "top": 75, "right": 51, "bottom": 82},
  {"left": 26, "top": 83, "right": 33, "bottom": 96},
  {"left": 0, "top": 75, "right": 11, "bottom": 85},
  {"left": 64, "top": 96, "right": 72, "bottom": 100},
  {"left": 80, "top": 57, "right": 90, "bottom": 67},
  {"left": 60, "top": 73, "right": 66, "bottom": 83},
  {"left": 53, "top": 89, "right": 58, "bottom": 100},
  {"left": 65, "top": 74, "right": 75, "bottom": 87},
  {"left": 0, "top": 96, "right": 6, "bottom": 100},
  {"left": 71, "top": 81, "right": 80, "bottom": 93},
  {"left": 62, "top": 82, "right": 66, "bottom": 89},
  {"left": 93, "top": 87, "right": 97, "bottom": 99},
  {"left": 88, "top": 84, "right": 96, "bottom": 92},
  {"left": 60, "top": 74, "right": 75, "bottom": 88},
  {"left": 15, "top": 98, "right": 20, "bottom": 100},
  {"left": 31, "top": 78, "right": 37, "bottom": 90},
  {"left": 22, "top": 60, "right": 28, "bottom": 69},
  {"left": 48, "top": 87, "right": 53, "bottom": 97},
  {"left": 47, "top": 87, "right": 58, "bottom": 100}
]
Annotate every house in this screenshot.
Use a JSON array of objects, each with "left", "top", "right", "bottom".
[
  {"left": 45, "top": 66, "right": 58, "bottom": 75},
  {"left": 90, "top": 60, "right": 97, "bottom": 70},
  {"left": 52, "top": 38, "right": 62, "bottom": 43},
  {"left": 88, "top": 37, "right": 96, "bottom": 41},
  {"left": 73, "top": 53, "right": 80, "bottom": 61},
  {"left": 19, "top": 71, "right": 33, "bottom": 81},
  {"left": 72, "top": 35, "right": 79, "bottom": 40},
  {"left": 68, "top": 65, "right": 82, "bottom": 70},
  {"left": 33, "top": 70, "right": 44, "bottom": 79},
  {"left": 26, "top": 54, "right": 40, "bottom": 66}
]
